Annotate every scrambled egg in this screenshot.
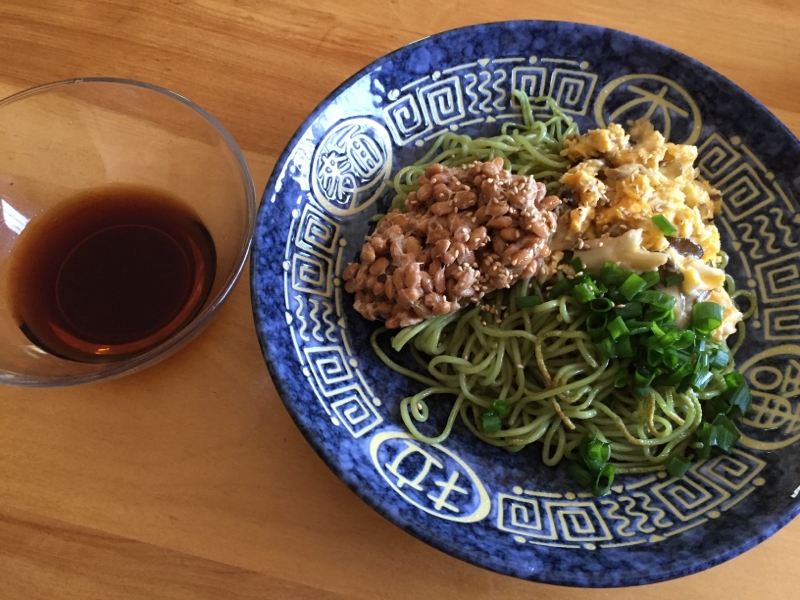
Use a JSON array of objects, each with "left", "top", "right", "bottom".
[
  {"left": 559, "top": 120, "right": 741, "bottom": 342},
  {"left": 561, "top": 119, "right": 721, "bottom": 260}
]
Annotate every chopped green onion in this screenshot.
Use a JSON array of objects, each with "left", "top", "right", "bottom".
[
  {"left": 625, "top": 319, "right": 653, "bottom": 330},
  {"left": 599, "top": 262, "right": 631, "bottom": 287},
  {"left": 724, "top": 371, "right": 746, "bottom": 390},
  {"left": 647, "top": 306, "right": 675, "bottom": 322},
  {"left": 647, "top": 348, "right": 663, "bottom": 367},
  {"left": 634, "top": 367, "right": 656, "bottom": 387},
  {"left": 580, "top": 434, "right": 611, "bottom": 474},
  {"left": 674, "top": 330, "right": 695, "bottom": 350},
  {"left": 658, "top": 329, "right": 682, "bottom": 348},
  {"left": 590, "top": 297, "right": 615, "bottom": 313},
  {"left": 592, "top": 463, "right": 615, "bottom": 497},
  {"left": 516, "top": 295, "right": 543, "bottom": 309},
  {"left": 640, "top": 271, "right": 661, "bottom": 289},
  {"left": 664, "top": 273, "right": 685, "bottom": 287},
  {"left": 652, "top": 214, "right": 678, "bottom": 236},
  {"left": 696, "top": 423, "right": 713, "bottom": 459},
  {"left": 549, "top": 277, "right": 572, "bottom": 299},
  {"left": 592, "top": 463, "right": 614, "bottom": 496},
  {"left": 694, "top": 352, "right": 709, "bottom": 374},
  {"left": 573, "top": 273, "right": 590, "bottom": 286},
  {"left": 607, "top": 316, "right": 629, "bottom": 340},
  {"left": 693, "top": 301, "right": 724, "bottom": 333},
  {"left": 620, "top": 273, "right": 649, "bottom": 300},
  {"left": 614, "top": 302, "right": 643, "bottom": 319},
  {"left": 710, "top": 349, "right": 730, "bottom": 370},
  {"left": 572, "top": 283, "right": 596, "bottom": 304},
  {"left": 625, "top": 326, "right": 651, "bottom": 336},
  {"left": 697, "top": 414, "right": 741, "bottom": 458},
  {"left": 596, "top": 337, "right": 616, "bottom": 360},
  {"left": 663, "top": 349, "right": 679, "bottom": 369},
  {"left": 726, "top": 380, "right": 752, "bottom": 418},
  {"left": 572, "top": 434, "right": 616, "bottom": 496},
  {"left": 587, "top": 306, "right": 607, "bottom": 323},
  {"left": 606, "top": 288, "right": 626, "bottom": 304},
  {"left": 587, "top": 313, "right": 608, "bottom": 342},
  {"left": 667, "top": 455, "right": 691, "bottom": 478},
  {"left": 492, "top": 399, "right": 508, "bottom": 418},
  {"left": 710, "top": 413, "right": 740, "bottom": 453},
  {"left": 616, "top": 336, "right": 634, "bottom": 358},
  {"left": 691, "top": 370, "right": 714, "bottom": 391},
  {"left": 480, "top": 411, "right": 502, "bottom": 433},
  {"left": 570, "top": 256, "right": 584, "bottom": 272},
  {"left": 568, "top": 462, "right": 593, "bottom": 488},
  {"left": 631, "top": 385, "right": 651, "bottom": 401},
  {"left": 706, "top": 395, "right": 732, "bottom": 422},
  {"left": 661, "top": 363, "right": 693, "bottom": 386},
  {"left": 635, "top": 290, "right": 677, "bottom": 309},
  {"left": 614, "top": 371, "right": 630, "bottom": 388},
  {"left": 650, "top": 322, "right": 665, "bottom": 338},
  {"left": 646, "top": 334, "right": 666, "bottom": 352}
]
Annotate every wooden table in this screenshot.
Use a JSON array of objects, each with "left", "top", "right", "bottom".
[{"left": 1, "top": 2, "right": 799, "bottom": 598}]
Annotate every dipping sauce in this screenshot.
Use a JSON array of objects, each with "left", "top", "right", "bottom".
[{"left": 7, "top": 184, "right": 216, "bottom": 363}]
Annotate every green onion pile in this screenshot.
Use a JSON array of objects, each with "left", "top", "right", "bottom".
[{"left": 514, "top": 258, "right": 752, "bottom": 492}]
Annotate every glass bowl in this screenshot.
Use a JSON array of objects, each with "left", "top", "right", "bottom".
[{"left": 0, "top": 78, "right": 255, "bottom": 386}]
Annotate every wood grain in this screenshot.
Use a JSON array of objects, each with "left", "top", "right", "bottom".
[
  {"left": 0, "top": 507, "right": 350, "bottom": 600},
  {"left": 1, "top": 1, "right": 799, "bottom": 598}
]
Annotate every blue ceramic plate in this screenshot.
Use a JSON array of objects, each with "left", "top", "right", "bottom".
[{"left": 251, "top": 21, "right": 800, "bottom": 587}]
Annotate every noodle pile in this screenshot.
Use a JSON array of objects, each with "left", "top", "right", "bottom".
[{"left": 372, "top": 276, "right": 755, "bottom": 474}]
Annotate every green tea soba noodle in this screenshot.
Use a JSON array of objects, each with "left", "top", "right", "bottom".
[{"left": 371, "top": 275, "right": 755, "bottom": 475}]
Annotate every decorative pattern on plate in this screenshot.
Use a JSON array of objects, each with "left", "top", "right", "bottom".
[
  {"left": 595, "top": 74, "right": 701, "bottom": 144},
  {"left": 311, "top": 117, "right": 392, "bottom": 216},
  {"left": 282, "top": 202, "right": 383, "bottom": 437},
  {"left": 738, "top": 345, "right": 800, "bottom": 450},
  {"left": 497, "top": 448, "right": 766, "bottom": 549},
  {"left": 383, "top": 57, "right": 599, "bottom": 148},
  {"left": 370, "top": 431, "right": 491, "bottom": 523},
  {"left": 252, "top": 21, "right": 800, "bottom": 587}
]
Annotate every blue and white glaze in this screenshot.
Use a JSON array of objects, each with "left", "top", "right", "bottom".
[{"left": 251, "top": 21, "right": 800, "bottom": 587}]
